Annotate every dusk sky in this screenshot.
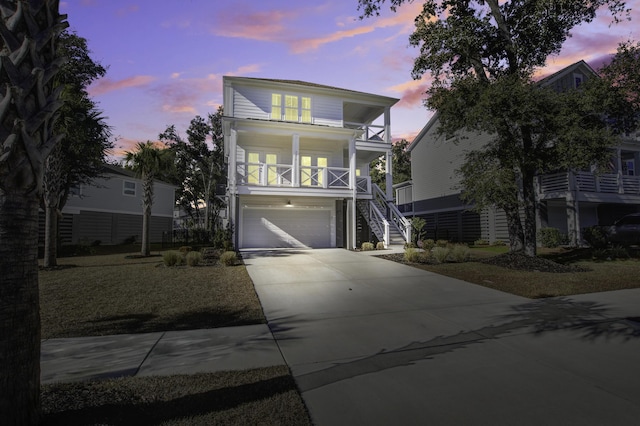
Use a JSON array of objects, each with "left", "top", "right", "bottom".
[{"left": 61, "top": 1, "right": 640, "bottom": 158}]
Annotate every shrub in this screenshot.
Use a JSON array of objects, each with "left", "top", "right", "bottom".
[
  {"left": 583, "top": 226, "right": 609, "bottom": 249},
  {"left": 162, "top": 250, "right": 181, "bottom": 267},
  {"left": 376, "top": 242, "right": 385, "bottom": 250},
  {"left": 435, "top": 239, "right": 449, "bottom": 248},
  {"left": 474, "top": 239, "right": 488, "bottom": 246},
  {"left": 179, "top": 246, "right": 192, "bottom": 254},
  {"left": 404, "top": 242, "right": 416, "bottom": 249},
  {"left": 538, "top": 227, "right": 566, "bottom": 248},
  {"left": 421, "top": 239, "right": 435, "bottom": 250},
  {"left": 609, "top": 245, "right": 630, "bottom": 259},
  {"left": 411, "top": 216, "right": 426, "bottom": 242},
  {"left": 491, "top": 240, "right": 507, "bottom": 246},
  {"left": 361, "top": 242, "right": 375, "bottom": 251},
  {"left": 220, "top": 251, "right": 237, "bottom": 266},
  {"left": 186, "top": 251, "right": 202, "bottom": 266},
  {"left": 404, "top": 247, "right": 422, "bottom": 263},
  {"left": 450, "top": 244, "right": 470, "bottom": 263},
  {"left": 432, "top": 246, "right": 451, "bottom": 263}
]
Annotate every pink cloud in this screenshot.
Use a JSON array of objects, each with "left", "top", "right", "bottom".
[
  {"left": 211, "top": 9, "right": 297, "bottom": 42},
  {"left": 117, "top": 4, "right": 139, "bottom": 17},
  {"left": 113, "top": 138, "right": 167, "bottom": 159},
  {"left": 387, "top": 77, "right": 433, "bottom": 109},
  {"left": 89, "top": 75, "right": 156, "bottom": 96},
  {"left": 291, "top": 26, "right": 376, "bottom": 54}
]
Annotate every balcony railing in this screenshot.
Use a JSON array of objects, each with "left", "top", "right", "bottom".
[
  {"left": 236, "top": 162, "right": 353, "bottom": 190},
  {"left": 539, "top": 171, "right": 640, "bottom": 196},
  {"left": 344, "top": 122, "right": 389, "bottom": 143}
]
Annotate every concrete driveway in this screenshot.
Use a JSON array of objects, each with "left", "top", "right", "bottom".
[{"left": 242, "top": 248, "right": 640, "bottom": 426}]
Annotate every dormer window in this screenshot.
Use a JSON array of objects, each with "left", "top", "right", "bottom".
[
  {"left": 574, "top": 73, "right": 583, "bottom": 88},
  {"left": 271, "top": 93, "right": 312, "bottom": 123}
]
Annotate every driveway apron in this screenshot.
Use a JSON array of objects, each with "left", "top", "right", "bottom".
[{"left": 242, "top": 248, "right": 640, "bottom": 426}]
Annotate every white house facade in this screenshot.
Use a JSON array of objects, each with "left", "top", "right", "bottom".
[
  {"left": 222, "top": 77, "right": 410, "bottom": 249},
  {"left": 401, "top": 60, "right": 640, "bottom": 245}
]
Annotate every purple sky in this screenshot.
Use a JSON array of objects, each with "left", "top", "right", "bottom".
[{"left": 61, "top": 1, "right": 640, "bottom": 158}]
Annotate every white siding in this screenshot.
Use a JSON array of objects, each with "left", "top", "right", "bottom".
[{"left": 232, "top": 85, "right": 343, "bottom": 127}]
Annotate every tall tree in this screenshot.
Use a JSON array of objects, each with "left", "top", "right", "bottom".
[
  {"left": 359, "top": 0, "right": 631, "bottom": 256},
  {"left": 370, "top": 138, "right": 411, "bottom": 191},
  {"left": 43, "top": 30, "right": 111, "bottom": 267},
  {"left": 124, "top": 142, "right": 174, "bottom": 256},
  {"left": 0, "top": 0, "right": 67, "bottom": 423},
  {"left": 160, "top": 107, "right": 225, "bottom": 232}
]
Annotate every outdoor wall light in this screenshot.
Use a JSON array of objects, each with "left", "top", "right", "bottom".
[{"left": 285, "top": 200, "right": 293, "bottom": 207}]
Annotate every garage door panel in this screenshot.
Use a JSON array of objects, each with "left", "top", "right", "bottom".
[{"left": 242, "top": 209, "right": 331, "bottom": 248}]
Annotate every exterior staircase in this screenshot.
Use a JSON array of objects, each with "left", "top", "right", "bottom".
[{"left": 356, "top": 184, "right": 411, "bottom": 247}]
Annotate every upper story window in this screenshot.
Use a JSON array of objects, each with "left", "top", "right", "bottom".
[
  {"left": 123, "top": 180, "right": 136, "bottom": 196},
  {"left": 69, "top": 184, "right": 82, "bottom": 197},
  {"left": 574, "top": 73, "right": 584, "bottom": 88},
  {"left": 271, "top": 93, "right": 312, "bottom": 123}
]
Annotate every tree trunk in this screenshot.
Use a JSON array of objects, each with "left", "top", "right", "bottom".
[
  {"left": 141, "top": 209, "right": 150, "bottom": 256},
  {"left": 141, "top": 173, "right": 153, "bottom": 256},
  {"left": 522, "top": 170, "right": 538, "bottom": 257},
  {"left": 44, "top": 205, "right": 58, "bottom": 267},
  {"left": 0, "top": 192, "right": 42, "bottom": 425},
  {"left": 504, "top": 203, "right": 524, "bottom": 252}
]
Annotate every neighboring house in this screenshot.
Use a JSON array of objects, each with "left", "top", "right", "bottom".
[
  {"left": 401, "top": 60, "right": 640, "bottom": 245},
  {"left": 222, "top": 76, "right": 410, "bottom": 249},
  {"left": 44, "top": 164, "right": 177, "bottom": 245}
]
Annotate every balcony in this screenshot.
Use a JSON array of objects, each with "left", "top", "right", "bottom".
[
  {"left": 234, "top": 162, "right": 375, "bottom": 196},
  {"left": 539, "top": 171, "right": 640, "bottom": 198}
]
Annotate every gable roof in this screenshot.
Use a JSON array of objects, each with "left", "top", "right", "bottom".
[
  {"left": 224, "top": 76, "right": 399, "bottom": 106},
  {"left": 408, "top": 59, "right": 599, "bottom": 151}
]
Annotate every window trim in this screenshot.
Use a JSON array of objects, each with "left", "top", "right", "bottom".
[
  {"left": 123, "top": 180, "right": 136, "bottom": 196},
  {"left": 270, "top": 92, "right": 312, "bottom": 124}
]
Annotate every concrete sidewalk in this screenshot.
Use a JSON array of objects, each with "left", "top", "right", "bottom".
[
  {"left": 243, "top": 248, "right": 640, "bottom": 426},
  {"left": 41, "top": 324, "right": 284, "bottom": 384}
]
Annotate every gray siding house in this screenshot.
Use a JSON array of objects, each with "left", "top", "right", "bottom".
[
  {"left": 400, "top": 60, "right": 640, "bottom": 244},
  {"left": 51, "top": 164, "right": 176, "bottom": 245}
]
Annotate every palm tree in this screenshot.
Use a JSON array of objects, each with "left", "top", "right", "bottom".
[
  {"left": 0, "top": 0, "right": 68, "bottom": 423},
  {"left": 125, "top": 142, "right": 174, "bottom": 256}
]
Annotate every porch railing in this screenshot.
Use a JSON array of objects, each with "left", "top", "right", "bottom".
[
  {"left": 539, "top": 171, "right": 640, "bottom": 196},
  {"left": 236, "top": 162, "right": 352, "bottom": 190},
  {"left": 344, "top": 122, "right": 389, "bottom": 143}
]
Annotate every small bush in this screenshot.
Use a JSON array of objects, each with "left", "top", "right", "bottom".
[
  {"left": 609, "top": 245, "right": 630, "bottom": 259},
  {"left": 179, "top": 246, "right": 192, "bottom": 254},
  {"left": 583, "top": 226, "right": 609, "bottom": 249},
  {"left": 376, "top": 242, "right": 385, "bottom": 250},
  {"left": 361, "top": 242, "right": 375, "bottom": 251},
  {"left": 404, "top": 242, "right": 416, "bottom": 249},
  {"left": 220, "top": 251, "right": 237, "bottom": 266},
  {"left": 432, "top": 246, "right": 451, "bottom": 263},
  {"left": 450, "top": 244, "right": 470, "bottom": 263},
  {"left": 162, "top": 250, "right": 181, "bottom": 267},
  {"left": 404, "top": 247, "right": 422, "bottom": 263},
  {"left": 186, "top": 251, "right": 202, "bottom": 266},
  {"left": 474, "top": 239, "right": 488, "bottom": 246},
  {"left": 422, "top": 239, "right": 435, "bottom": 250},
  {"left": 538, "top": 227, "right": 567, "bottom": 248},
  {"left": 436, "top": 239, "right": 449, "bottom": 248},
  {"left": 491, "top": 240, "right": 507, "bottom": 246}
]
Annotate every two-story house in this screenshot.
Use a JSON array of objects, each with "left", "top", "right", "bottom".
[
  {"left": 43, "top": 164, "right": 176, "bottom": 246},
  {"left": 222, "top": 77, "right": 410, "bottom": 250},
  {"left": 400, "top": 60, "right": 640, "bottom": 245}
]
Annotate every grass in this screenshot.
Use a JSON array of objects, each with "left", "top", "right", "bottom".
[
  {"left": 42, "top": 366, "right": 312, "bottom": 426},
  {"left": 383, "top": 247, "right": 640, "bottom": 299},
  {"left": 39, "top": 250, "right": 313, "bottom": 425},
  {"left": 39, "top": 253, "right": 264, "bottom": 338}
]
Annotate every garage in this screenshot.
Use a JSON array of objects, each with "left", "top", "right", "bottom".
[{"left": 241, "top": 208, "right": 332, "bottom": 248}]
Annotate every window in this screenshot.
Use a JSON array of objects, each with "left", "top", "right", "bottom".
[
  {"left": 266, "top": 153, "right": 278, "bottom": 185},
  {"left": 69, "top": 184, "right": 82, "bottom": 197},
  {"left": 247, "top": 152, "right": 260, "bottom": 184},
  {"left": 317, "top": 157, "right": 327, "bottom": 186},
  {"left": 271, "top": 93, "right": 312, "bottom": 123},
  {"left": 574, "top": 73, "right": 584, "bottom": 88},
  {"left": 301, "top": 97, "right": 311, "bottom": 123},
  {"left": 123, "top": 180, "right": 136, "bottom": 196},
  {"left": 271, "top": 94, "right": 282, "bottom": 120},
  {"left": 624, "top": 159, "right": 635, "bottom": 176},
  {"left": 300, "top": 155, "right": 327, "bottom": 186},
  {"left": 301, "top": 155, "right": 312, "bottom": 186}
]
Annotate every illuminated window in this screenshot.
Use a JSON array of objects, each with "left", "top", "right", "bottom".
[
  {"left": 285, "top": 95, "right": 298, "bottom": 121},
  {"left": 301, "top": 156, "right": 311, "bottom": 186},
  {"left": 271, "top": 94, "right": 282, "bottom": 120},
  {"left": 317, "top": 157, "right": 327, "bottom": 186},
  {"left": 266, "top": 153, "right": 278, "bottom": 185},
  {"left": 301, "top": 97, "right": 312, "bottom": 123},
  {"left": 247, "top": 152, "right": 260, "bottom": 184}
]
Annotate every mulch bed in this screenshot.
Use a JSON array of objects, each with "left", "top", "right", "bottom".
[{"left": 479, "top": 252, "right": 590, "bottom": 273}]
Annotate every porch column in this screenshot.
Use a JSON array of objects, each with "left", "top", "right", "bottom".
[
  {"left": 229, "top": 129, "right": 237, "bottom": 190},
  {"left": 292, "top": 134, "right": 300, "bottom": 187},
  {"left": 384, "top": 106, "right": 393, "bottom": 200},
  {"left": 349, "top": 136, "right": 357, "bottom": 249},
  {"left": 566, "top": 171, "right": 581, "bottom": 247}
]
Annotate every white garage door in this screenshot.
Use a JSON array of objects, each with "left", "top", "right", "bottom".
[{"left": 242, "top": 208, "right": 331, "bottom": 248}]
